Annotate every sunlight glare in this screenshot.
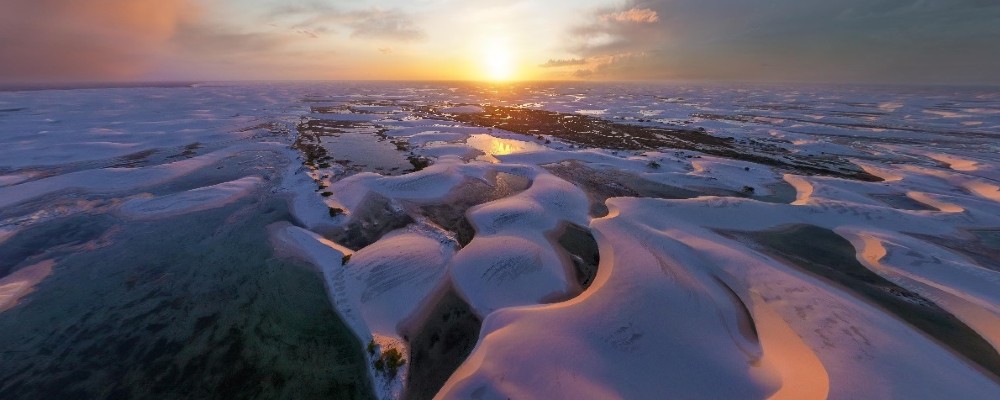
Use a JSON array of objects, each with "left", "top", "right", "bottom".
[{"left": 483, "top": 40, "right": 515, "bottom": 81}]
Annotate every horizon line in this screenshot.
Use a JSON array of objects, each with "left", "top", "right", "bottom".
[{"left": 2, "top": 78, "right": 998, "bottom": 92}]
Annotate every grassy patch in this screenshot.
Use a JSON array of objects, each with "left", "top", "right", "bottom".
[
  {"left": 408, "top": 156, "right": 431, "bottom": 172},
  {"left": 373, "top": 347, "right": 406, "bottom": 378}
]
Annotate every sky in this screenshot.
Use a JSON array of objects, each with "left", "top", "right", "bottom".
[{"left": 1, "top": 0, "right": 998, "bottom": 84}]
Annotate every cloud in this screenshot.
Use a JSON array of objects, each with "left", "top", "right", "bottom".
[
  {"left": 297, "top": 30, "right": 320, "bottom": 39},
  {"left": 170, "top": 23, "right": 292, "bottom": 58},
  {"left": 567, "top": 53, "right": 648, "bottom": 78},
  {"left": 0, "top": 0, "right": 195, "bottom": 83},
  {"left": 0, "top": 1, "right": 426, "bottom": 83},
  {"left": 274, "top": 5, "right": 425, "bottom": 42},
  {"left": 600, "top": 8, "right": 659, "bottom": 23},
  {"left": 558, "top": 0, "right": 1000, "bottom": 84},
  {"left": 345, "top": 9, "right": 426, "bottom": 41},
  {"left": 156, "top": 19, "right": 350, "bottom": 82},
  {"left": 539, "top": 58, "right": 588, "bottom": 68}
]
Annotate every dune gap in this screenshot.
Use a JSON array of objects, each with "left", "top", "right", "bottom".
[{"left": 401, "top": 288, "right": 482, "bottom": 400}]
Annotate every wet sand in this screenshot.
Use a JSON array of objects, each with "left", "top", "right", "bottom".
[
  {"left": 442, "top": 105, "right": 881, "bottom": 182},
  {"left": 912, "top": 230, "right": 1000, "bottom": 273},
  {"left": 326, "top": 193, "right": 415, "bottom": 251},
  {"left": 552, "top": 223, "right": 601, "bottom": 290},
  {"left": 871, "top": 193, "right": 937, "bottom": 211},
  {"left": 545, "top": 161, "right": 703, "bottom": 216},
  {"left": 735, "top": 224, "right": 1000, "bottom": 378}
]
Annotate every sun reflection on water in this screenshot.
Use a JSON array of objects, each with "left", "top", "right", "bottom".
[{"left": 466, "top": 134, "right": 547, "bottom": 163}]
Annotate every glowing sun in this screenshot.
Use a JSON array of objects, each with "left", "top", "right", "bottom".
[{"left": 483, "top": 40, "right": 516, "bottom": 81}]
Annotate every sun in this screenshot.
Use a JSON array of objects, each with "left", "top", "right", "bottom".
[{"left": 482, "top": 40, "right": 516, "bottom": 81}]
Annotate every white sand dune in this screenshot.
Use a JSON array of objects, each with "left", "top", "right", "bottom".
[
  {"left": 438, "top": 196, "right": 1000, "bottom": 399},
  {"left": 274, "top": 84, "right": 1000, "bottom": 399},
  {"left": 119, "top": 176, "right": 262, "bottom": 219},
  {"left": 3, "top": 82, "right": 999, "bottom": 399},
  {"left": 0, "top": 260, "right": 55, "bottom": 313},
  {"left": 0, "top": 143, "right": 285, "bottom": 209},
  {"left": 345, "top": 229, "right": 456, "bottom": 335},
  {"left": 927, "top": 153, "right": 981, "bottom": 172}
]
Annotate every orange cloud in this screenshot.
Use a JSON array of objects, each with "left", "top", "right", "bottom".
[
  {"left": 0, "top": 0, "right": 196, "bottom": 83},
  {"left": 601, "top": 8, "right": 659, "bottom": 24}
]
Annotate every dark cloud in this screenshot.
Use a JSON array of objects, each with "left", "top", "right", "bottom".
[
  {"left": 562, "top": 0, "right": 1000, "bottom": 84},
  {"left": 0, "top": 0, "right": 193, "bottom": 83}
]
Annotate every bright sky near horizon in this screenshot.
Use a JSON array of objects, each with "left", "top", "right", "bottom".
[{"left": 1, "top": 0, "right": 998, "bottom": 84}]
